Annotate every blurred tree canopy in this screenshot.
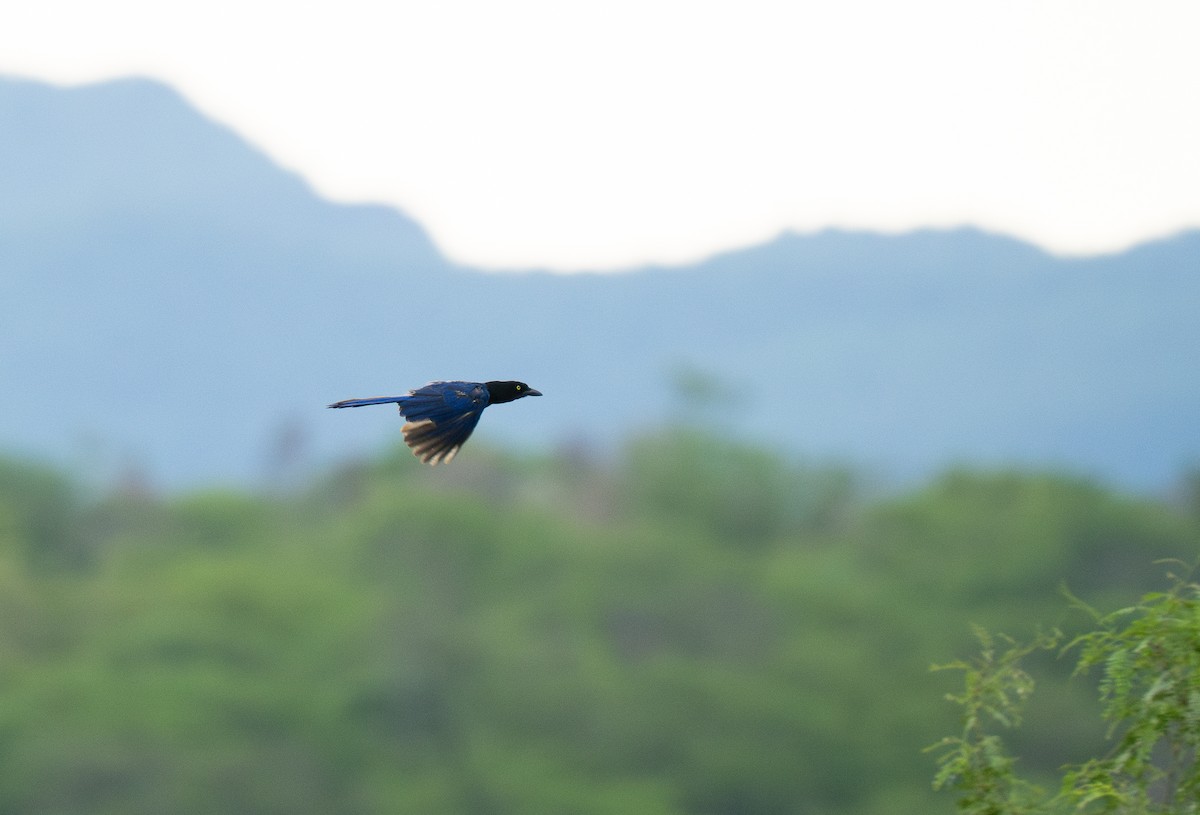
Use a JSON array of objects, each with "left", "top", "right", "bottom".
[{"left": 0, "top": 433, "right": 1195, "bottom": 815}]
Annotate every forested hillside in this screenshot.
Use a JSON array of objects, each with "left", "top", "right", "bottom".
[{"left": 1, "top": 432, "right": 1196, "bottom": 814}]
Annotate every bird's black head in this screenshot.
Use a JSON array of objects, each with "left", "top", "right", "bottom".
[{"left": 485, "top": 381, "right": 542, "bottom": 404}]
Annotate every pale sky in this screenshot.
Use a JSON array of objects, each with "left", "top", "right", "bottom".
[{"left": 2, "top": 0, "right": 1198, "bottom": 270}]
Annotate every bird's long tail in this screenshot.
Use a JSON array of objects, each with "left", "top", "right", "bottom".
[{"left": 327, "top": 396, "right": 407, "bottom": 409}]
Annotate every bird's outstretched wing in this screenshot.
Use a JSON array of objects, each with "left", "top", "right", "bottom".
[
  {"left": 402, "top": 414, "right": 482, "bottom": 464},
  {"left": 397, "top": 381, "right": 488, "bottom": 465}
]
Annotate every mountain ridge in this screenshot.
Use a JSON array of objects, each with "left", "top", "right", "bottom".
[{"left": 3, "top": 74, "right": 1198, "bottom": 490}]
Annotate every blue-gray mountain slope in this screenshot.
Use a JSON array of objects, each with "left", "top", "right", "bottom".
[{"left": 2, "top": 75, "right": 1198, "bottom": 489}]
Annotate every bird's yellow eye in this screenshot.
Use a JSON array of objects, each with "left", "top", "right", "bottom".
[{"left": 516, "top": 385, "right": 522, "bottom": 391}]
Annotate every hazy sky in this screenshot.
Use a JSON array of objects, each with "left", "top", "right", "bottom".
[{"left": 2, "top": 0, "right": 1198, "bottom": 270}]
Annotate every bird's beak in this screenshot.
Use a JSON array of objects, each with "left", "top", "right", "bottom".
[{"left": 525, "top": 388, "right": 543, "bottom": 397}]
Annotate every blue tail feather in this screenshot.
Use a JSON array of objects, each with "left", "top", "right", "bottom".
[{"left": 327, "top": 396, "right": 407, "bottom": 409}]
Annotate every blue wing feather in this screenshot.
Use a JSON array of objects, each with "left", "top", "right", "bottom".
[
  {"left": 397, "top": 381, "right": 489, "bottom": 422},
  {"left": 403, "top": 412, "right": 484, "bottom": 464}
]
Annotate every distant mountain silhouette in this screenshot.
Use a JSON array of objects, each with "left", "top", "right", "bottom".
[{"left": 3, "top": 74, "right": 1198, "bottom": 490}]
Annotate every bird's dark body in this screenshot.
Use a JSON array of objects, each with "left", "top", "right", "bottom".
[{"left": 328, "top": 380, "right": 541, "bottom": 464}]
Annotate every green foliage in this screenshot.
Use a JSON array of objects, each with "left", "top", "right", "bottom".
[
  {"left": 931, "top": 566, "right": 1200, "bottom": 814},
  {"left": 0, "top": 435, "right": 1197, "bottom": 814},
  {"left": 622, "top": 428, "right": 858, "bottom": 542},
  {"left": 928, "top": 627, "right": 1063, "bottom": 814},
  {"left": 864, "top": 470, "right": 1189, "bottom": 604},
  {"left": 0, "top": 454, "right": 83, "bottom": 569},
  {"left": 1063, "top": 567, "right": 1200, "bottom": 813}
]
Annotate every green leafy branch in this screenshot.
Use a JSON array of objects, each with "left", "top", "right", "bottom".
[
  {"left": 931, "top": 561, "right": 1200, "bottom": 814},
  {"left": 928, "top": 625, "right": 1062, "bottom": 815}
]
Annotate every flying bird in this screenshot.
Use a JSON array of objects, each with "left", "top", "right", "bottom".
[{"left": 328, "top": 380, "right": 542, "bottom": 464}]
